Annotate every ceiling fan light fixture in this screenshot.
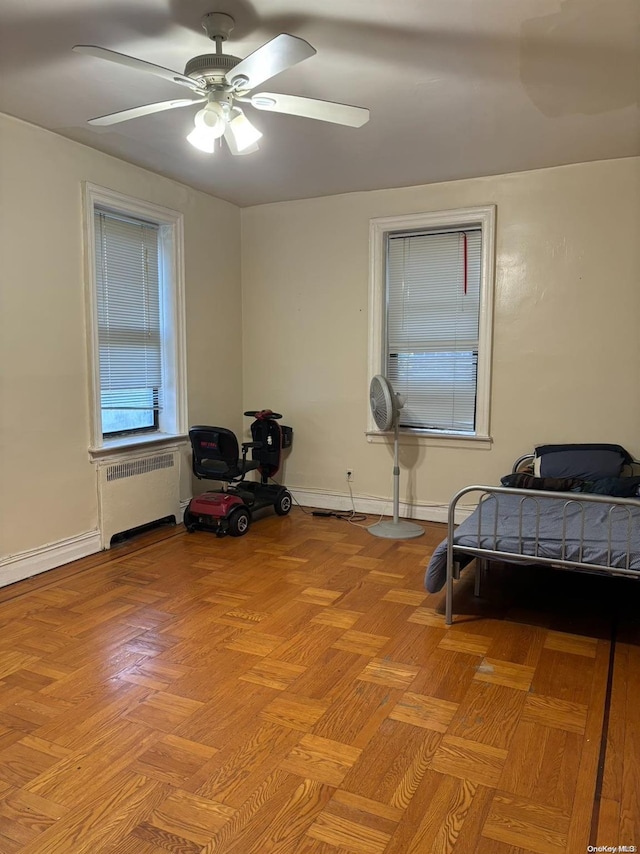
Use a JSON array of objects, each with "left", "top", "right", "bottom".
[
  {"left": 195, "top": 103, "right": 226, "bottom": 135},
  {"left": 227, "top": 110, "right": 262, "bottom": 152},
  {"left": 187, "top": 102, "right": 227, "bottom": 152},
  {"left": 186, "top": 125, "right": 217, "bottom": 153}
]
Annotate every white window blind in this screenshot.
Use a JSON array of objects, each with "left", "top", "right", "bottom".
[
  {"left": 386, "top": 229, "right": 481, "bottom": 432},
  {"left": 94, "top": 209, "right": 162, "bottom": 433}
]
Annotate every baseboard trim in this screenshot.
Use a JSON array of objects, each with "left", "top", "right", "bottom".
[
  {"left": 0, "top": 531, "right": 102, "bottom": 589},
  {"left": 290, "top": 488, "right": 473, "bottom": 525}
]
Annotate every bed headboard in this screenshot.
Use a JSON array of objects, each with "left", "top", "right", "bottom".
[{"left": 512, "top": 454, "right": 534, "bottom": 474}]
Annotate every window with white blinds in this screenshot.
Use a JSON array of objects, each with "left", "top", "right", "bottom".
[
  {"left": 386, "top": 229, "right": 481, "bottom": 433},
  {"left": 85, "top": 184, "right": 187, "bottom": 452},
  {"left": 369, "top": 206, "right": 495, "bottom": 440},
  {"left": 94, "top": 209, "right": 162, "bottom": 436}
]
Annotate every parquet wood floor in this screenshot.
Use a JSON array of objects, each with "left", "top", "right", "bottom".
[{"left": 0, "top": 509, "right": 638, "bottom": 853}]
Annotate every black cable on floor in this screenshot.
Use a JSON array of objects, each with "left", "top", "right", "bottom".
[
  {"left": 269, "top": 478, "right": 367, "bottom": 522},
  {"left": 588, "top": 604, "right": 619, "bottom": 845}
]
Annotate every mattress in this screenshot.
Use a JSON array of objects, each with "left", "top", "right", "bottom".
[{"left": 425, "top": 492, "right": 640, "bottom": 594}]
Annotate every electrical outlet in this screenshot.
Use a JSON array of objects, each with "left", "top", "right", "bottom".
[{"left": 346, "top": 469, "right": 353, "bottom": 481}]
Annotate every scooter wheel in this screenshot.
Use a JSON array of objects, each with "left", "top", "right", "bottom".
[
  {"left": 184, "top": 506, "right": 196, "bottom": 533},
  {"left": 228, "top": 508, "right": 251, "bottom": 537},
  {"left": 274, "top": 490, "right": 292, "bottom": 516}
]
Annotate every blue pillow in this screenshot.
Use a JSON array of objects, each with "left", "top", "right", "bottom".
[
  {"left": 583, "top": 476, "right": 640, "bottom": 497},
  {"left": 534, "top": 444, "right": 632, "bottom": 481}
]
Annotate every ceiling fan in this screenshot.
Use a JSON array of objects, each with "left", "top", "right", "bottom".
[{"left": 73, "top": 12, "right": 370, "bottom": 155}]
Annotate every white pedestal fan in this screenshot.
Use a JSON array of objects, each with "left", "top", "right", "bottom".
[{"left": 368, "top": 375, "right": 424, "bottom": 539}]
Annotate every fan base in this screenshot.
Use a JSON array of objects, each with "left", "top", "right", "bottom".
[{"left": 368, "top": 519, "right": 424, "bottom": 539}]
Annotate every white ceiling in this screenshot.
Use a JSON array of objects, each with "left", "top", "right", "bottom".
[{"left": 1, "top": 0, "right": 638, "bottom": 207}]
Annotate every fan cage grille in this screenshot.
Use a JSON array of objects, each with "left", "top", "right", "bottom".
[{"left": 370, "top": 375, "right": 395, "bottom": 431}]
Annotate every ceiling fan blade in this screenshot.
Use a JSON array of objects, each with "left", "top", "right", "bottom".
[
  {"left": 225, "top": 34, "right": 316, "bottom": 91},
  {"left": 250, "top": 92, "right": 369, "bottom": 127},
  {"left": 73, "top": 45, "right": 206, "bottom": 93},
  {"left": 223, "top": 117, "right": 260, "bottom": 156},
  {"left": 87, "top": 98, "right": 206, "bottom": 126}
]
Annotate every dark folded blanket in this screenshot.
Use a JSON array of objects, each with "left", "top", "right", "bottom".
[
  {"left": 500, "top": 473, "right": 583, "bottom": 491},
  {"left": 501, "top": 472, "right": 640, "bottom": 497}
]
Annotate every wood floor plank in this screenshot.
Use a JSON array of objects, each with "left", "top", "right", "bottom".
[
  {"left": 331, "top": 630, "right": 390, "bottom": 657},
  {"left": 389, "top": 692, "right": 458, "bottom": 732},
  {"left": 485, "top": 623, "right": 546, "bottom": 669},
  {"left": 381, "top": 589, "right": 428, "bottom": 606},
  {"left": 618, "top": 644, "right": 640, "bottom": 845},
  {"left": 123, "top": 691, "right": 205, "bottom": 733},
  {"left": 356, "top": 659, "right": 420, "bottom": 690},
  {"left": 145, "top": 788, "right": 236, "bottom": 845},
  {"left": 521, "top": 693, "right": 588, "bottom": 734},
  {"left": 482, "top": 791, "right": 570, "bottom": 854},
  {"left": 261, "top": 694, "right": 330, "bottom": 733},
  {"left": 473, "top": 658, "right": 535, "bottom": 692},
  {"left": 25, "top": 721, "right": 156, "bottom": 807},
  {"left": 210, "top": 776, "right": 333, "bottom": 854},
  {"left": 0, "top": 736, "right": 73, "bottom": 788},
  {"left": 309, "top": 608, "right": 363, "bottom": 630},
  {"left": 405, "top": 647, "right": 478, "bottom": 702},
  {"left": 339, "top": 718, "right": 440, "bottom": 806},
  {"left": 430, "top": 735, "right": 508, "bottom": 788},
  {"left": 280, "top": 733, "right": 361, "bottom": 786},
  {"left": 395, "top": 775, "right": 479, "bottom": 854},
  {"left": 530, "top": 647, "right": 595, "bottom": 705},
  {"left": 0, "top": 789, "right": 66, "bottom": 846},
  {"left": 225, "top": 631, "right": 285, "bottom": 657},
  {"left": 313, "top": 680, "right": 402, "bottom": 748},
  {"left": 296, "top": 587, "right": 344, "bottom": 606},
  {"left": 306, "top": 809, "right": 392, "bottom": 854},
  {"left": 543, "top": 630, "right": 598, "bottom": 658},
  {"left": 446, "top": 683, "right": 526, "bottom": 750},
  {"left": 408, "top": 606, "right": 450, "bottom": 628},
  {"left": 189, "top": 721, "right": 301, "bottom": 807},
  {"left": 497, "top": 720, "right": 581, "bottom": 814},
  {"left": 596, "top": 797, "right": 621, "bottom": 847},
  {"left": 239, "top": 658, "right": 306, "bottom": 691},
  {"left": 438, "top": 631, "right": 492, "bottom": 657},
  {"left": 600, "top": 644, "right": 628, "bottom": 805},
  {"left": 19, "top": 772, "right": 166, "bottom": 854},
  {"left": 131, "top": 734, "right": 219, "bottom": 786},
  {"left": 199, "top": 769, "right": 293, "bottom": 852},
  {"left": 331, "top": 789, "right": 403, "bottom": 824},
  {"left": 0, "top": 513, "right": 630, "bottom": 854},
  {"left": 564, "top": 640, "right": 610, "bottom": 853}
]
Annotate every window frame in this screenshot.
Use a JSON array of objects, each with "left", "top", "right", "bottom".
[
  {"left": 83, "top": 183, "right": 188, "bottom": 455},
  {"left": 368, "top": 205, "right": 496, "bottom": 442}
]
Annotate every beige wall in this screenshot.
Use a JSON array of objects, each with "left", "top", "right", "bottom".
[
  {"left": 0, "top": 113, "right": 242, "bottom": 559},
  {"left": 2, "top": 111, "right": 638, "bottom": 558},
  {"left": 241, "top": 158, "right": 640, "bottom": 510}
]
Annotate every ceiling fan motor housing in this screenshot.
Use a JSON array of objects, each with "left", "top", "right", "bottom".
[{"left": 184, "top": 53, "right": 241, "bottom": 85}]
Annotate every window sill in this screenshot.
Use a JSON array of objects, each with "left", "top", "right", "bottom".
[
  {"left": 89, "top": 432, "right": 189, "bottom": 461},
  {"left": 366, "top": 431, "right": 493, "bottom": 450}
]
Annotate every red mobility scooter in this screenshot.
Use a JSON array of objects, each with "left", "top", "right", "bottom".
[{"left": 184, "top": 410, "right": 293, "bottom": 537}]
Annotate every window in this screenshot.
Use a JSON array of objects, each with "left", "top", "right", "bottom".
[
  {"left": 84, "top": 185, "right": 187, "bottom": 451},
  {"left": 369, "top": 206, "right": 495, "bottom": 439}
]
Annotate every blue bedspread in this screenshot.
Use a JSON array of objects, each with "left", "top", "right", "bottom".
[{"left": 425, "top": 492, "right": 640, "bottom": 593}]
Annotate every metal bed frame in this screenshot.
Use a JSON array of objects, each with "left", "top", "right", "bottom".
[{"left": 444, "top": 454, "right": 640, "bottom": 624}]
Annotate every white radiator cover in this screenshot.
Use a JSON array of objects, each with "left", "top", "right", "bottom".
[{"left": 96, "top": 448, "right": 181, "bottom": 548}]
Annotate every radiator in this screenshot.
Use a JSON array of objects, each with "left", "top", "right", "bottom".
[{"left": 96, "top": 449, "right": 181, "bottom": 548}]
